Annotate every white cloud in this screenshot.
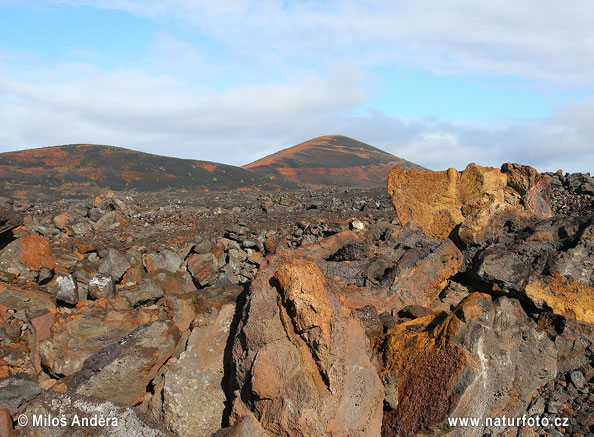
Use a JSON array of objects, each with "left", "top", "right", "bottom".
[
  {"left": 1, "top": 2, "right": 593, "bottom": 175},
  {"left": 51, "top": 0, "right": 594, "bottom": 88},
  {"left": 2, "top": 59, "right": 593, "bottom": 173}
]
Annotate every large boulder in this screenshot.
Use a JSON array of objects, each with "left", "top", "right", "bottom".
[
  {"left": 0, "top": 234, "right": 55, "bottom": 279},
  {"left": 387, "top": 163, "right": 552, "bottom": 240},
  {"left": 0, "top": 286, "right": 56, "bottom": 376},
  {"left": 150, "top": 303, "right": 236, "bottom": 436},
  {"left": 68, "top": 320, "right": 180, "bottom": 405},
  {"left": 224, "top": 253, "right": 384, "bottom": 436},
  {"left": 373, "top": 293, "right": 557, "bottom": 436},
  {"left": 39, "top": 297, "right": 161, "bottom": 376},
  {"left": 472, "top": 214, "right": 594, "bottom": 323}
]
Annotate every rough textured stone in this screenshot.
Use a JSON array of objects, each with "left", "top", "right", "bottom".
[
  {"left": 0, "top": 198, "right": 23, "bottom": 241},
  {"left": 187, "top": 252, "right": 218, "bottom": 286},
  {"left": 142, "top": 249, "right": 182, "bottom": 274},
  {"left": 98, "top": 249, "right": 131, "bottom": 282},
  {"left": 373, "top": 293, "right": 557, "bottom": 436},
  {"left": 121, "top": 279, "right": 164, "bottom": 307},
  {"left": 69, "top": 320, "right": 180, "bottom": 405},
  {"left": 151, "top": 304, "right": 235, "bottom": 436},
  {"left": 387, "top": 163, "right": 552, "bottom": 240},
  {"left": 47, "top": 273, "right": 79, "bottom": 305},
  {"left": 387, "top": 164, "right": 507, "bottom": 240},
  {"left": 88, "top": 273, "right": 115, "bottom": 299},
  {"left": 472, "top": 214, "right": 594, "bottom": 323},
  {"left": 18, "top": 391, "right": 173, "bottom": 436},
  {"left": 0, "top": 234, "right": 55, "bottom": 277},
  {"left": 39, "top": 298, "right": 160, "bottom": 376},
  {"left": 226, "top": 254, "right": 384, "bottom": 436},
  {"left": 0, "top": 376, "right": 42, "bottom": 414},
  {"left": 95, "top": 210, "right": 127, "bottom": 230}
]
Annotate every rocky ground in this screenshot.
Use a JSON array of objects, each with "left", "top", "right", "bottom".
[{"left": 0, "top": 166, "right": 593, "bottom": 436}]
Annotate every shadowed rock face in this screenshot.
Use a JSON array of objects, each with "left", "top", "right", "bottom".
[
  {"left": 243, "top": 135, "right": 425, "bottom": 188},
  {"left": 225, "top": 253, "right": 384, "bottom": 436}
]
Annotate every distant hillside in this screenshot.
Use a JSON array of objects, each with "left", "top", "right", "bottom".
[
  {"left": 243, "top": 135, "right": 425, "bottom": 187},
  {"left": 0, "top": 144, "right": 301, "bottom": 200}
]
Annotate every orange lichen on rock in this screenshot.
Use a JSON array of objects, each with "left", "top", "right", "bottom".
[{"left": 525, "top": 273, "right": 594, "bottom": 323}]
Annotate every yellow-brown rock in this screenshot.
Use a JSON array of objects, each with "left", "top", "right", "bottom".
[
  {"left": 387, "top": 162, "right": 552, "bottom": 240},
  {"left": 525, "top": 273, "right": 594, "bottom": 324},
  {"left": 387, "top": 164, "right": 507, "bottom": 239}
]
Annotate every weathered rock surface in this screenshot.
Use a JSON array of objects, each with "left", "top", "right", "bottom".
[
  {"left": 150, "top": 303, "right": 235, "bottom": 436},
  {"left": 98, "top": 248, "right": 131, "bottom": 282},
  {"left": 470, "top": 214, "right": 594, "bottom": 323},
  {"left": 39, "top": 298, "right": 160, "bottom": 376},
  {"left": 2, "top": 170, "right": 593, "bottom": 436},
  {"left": 0, "top": 198, "right": 23, "bottom": 242},
  {"left": 17, "top": 391, "right": 173, "bottom": 436},
  {"left": 0, "top": 376, "right": 42, "bottom": 414},
  {"left": 68, "top": 320, "right": 180, "bottom": 405},
  {"left": 387, "top": 163, "right": 552, "bottom": 240},
  {"left": 47, "top": 273, "right": 79, "bottom": 305},
  {"left": 373, "top": 293, "right": 557, "bottom": 436},
  {"left": 88, "top": 273, "right": 115, "bottom": 299},
  {"left": 0, "top": 234, "right": 55, "bottom": 279},
  {"left": 225, "top": 254, "right": 384, "bottom": 436}
]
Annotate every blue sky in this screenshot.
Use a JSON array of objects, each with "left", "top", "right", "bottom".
[{"left": 1, "top": 1, "right": 593, "bottom": 172}]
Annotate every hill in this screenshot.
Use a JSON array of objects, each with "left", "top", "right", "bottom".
[
  {"left": 242, "top": 135, "right": 425, "bottom": 187},
  {"left": 0, "top": 144, "right": 301, "bottom": 201}
]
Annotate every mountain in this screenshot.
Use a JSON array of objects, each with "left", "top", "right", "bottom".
[
  {"left": 242, "top": 135, "right": 425, "bottom": 187},
  {"left": 0, "top": 144, "right": 301, "bottom": 200}
]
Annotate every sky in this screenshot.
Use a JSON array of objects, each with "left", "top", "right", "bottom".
[{"left": 1, "top": 1, "right": 593, "bottom": 173}]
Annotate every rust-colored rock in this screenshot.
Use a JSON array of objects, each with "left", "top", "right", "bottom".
[
  {"left": 387, "top": 164, "right": 506, "bottom": 240},
  {"left": 39, "top": 297, "right": 161, "bottom": 376},
  {"left": 373, "top": 294, "right": 557, "bottom": 436},
  {"left": 0, "top": 234, "right": 55, "bottom": 277},
  {"left": 68, "top": 320, "right": 180, "bottom": 405},
  {"left": 225, "top": 253, "right": 384, "bottom": 436}
]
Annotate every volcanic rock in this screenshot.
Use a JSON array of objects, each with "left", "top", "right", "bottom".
[
  {"left": 0, "top": 234, "right": 55, "bottom": 279},
  {"left": 98, "top": 248, "right": 131, "bottom": 282},
  {"left": 142, "top": 249, "right": 182, "bottom": 274},
  {"left": 187, "top": 252, "right": 218, "bottom": 286},
  {"left": 387, "top": 163, "right": 552, "bottom": 240},
  {"left": 225, "top": 254, "right": 384, "bottom": 436},
  {"left": 373, "top": 293, "right": 557, "bottom": 436},
  {"left": 17, "top": 391, "right": 173, "bottom": 436},
  {"left": 150, "top": 304, "right": 235, "bottom": 436},
  {"left": 88, "top": 273, "right": 116, "bottom": 299},
  {"left": 39, "top": 297, "right": 160, "bottom": 376},
  {"left": 0, "top": 376, "right": 42, "bottom": 414},
  {"left": 0, "top": 198, "right": 23, "bottom": 243},
  {"left": 47, "top": 273, "right": 79, "bottom": 305},
  {"left": 68, "top": 320, "right": 180, "bottom": 405}
]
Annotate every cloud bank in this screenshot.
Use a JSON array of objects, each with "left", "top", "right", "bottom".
[{"left": 1, "top": 1, "right": 593, "bottom": 173}]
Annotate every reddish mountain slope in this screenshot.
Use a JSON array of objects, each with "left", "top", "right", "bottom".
[
  {"left": 242, "top": 135, "right": 425, "bottom": 188},
  {"left": 0, "top": 144, "right": 301, "bottom": 201}
]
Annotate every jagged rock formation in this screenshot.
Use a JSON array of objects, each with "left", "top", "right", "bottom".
[
  {"left": 224, "top": 254, "right": 384, "bottom": 436},
  {"left": 0, "top": 165, "right": 593, "bottom": 436}
]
